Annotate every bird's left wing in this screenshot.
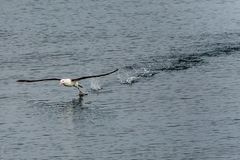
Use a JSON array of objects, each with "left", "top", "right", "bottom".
[{"left": 17, "top": 78, "right": 61, "bottom": 82}]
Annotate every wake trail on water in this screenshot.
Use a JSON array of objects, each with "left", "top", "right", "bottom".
[{"left": 118, "top": 41, "right": 240, "bottom": 85}]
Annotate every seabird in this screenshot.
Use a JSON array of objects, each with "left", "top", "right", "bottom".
[{"left": 17, "top": 69, "right": 118, "bottom": 96}]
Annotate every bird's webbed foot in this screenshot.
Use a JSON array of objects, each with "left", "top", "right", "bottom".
[{"left": 79, "top": 91, "right": 88, "bottom": 97}]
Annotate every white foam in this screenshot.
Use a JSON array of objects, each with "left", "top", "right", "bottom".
[
  {"left": 126, "top": 76, "right": 139, "bottom": 84},
  {"left": 90, "top": 78, "right": 102, "bottom": 90}
]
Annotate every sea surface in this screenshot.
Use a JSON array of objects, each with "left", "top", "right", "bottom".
[{"left": 1, "top": 0, "right": 240, "bottom": 159}]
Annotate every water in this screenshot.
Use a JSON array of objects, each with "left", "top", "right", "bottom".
[{"left": 1, "top": 0, "right": 240, "bottom": 159}]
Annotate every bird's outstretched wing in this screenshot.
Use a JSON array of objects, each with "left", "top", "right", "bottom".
[
  {"left": 17, "top": 69, "right": 119, "bottom": 82},
  {"left": 72, "top": 69, "right": 118, "bottom": 81},
  {"left": 17, "top": 78, "right": 61, "bottom": 82}
]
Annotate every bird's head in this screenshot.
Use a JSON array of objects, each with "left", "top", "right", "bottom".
[{"left": 59, "top": 79, "right": 65, "bottom": 85}]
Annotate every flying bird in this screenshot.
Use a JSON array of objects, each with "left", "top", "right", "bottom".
[{"left": 17, "top": 69, "right": 118, "bottom": 96}]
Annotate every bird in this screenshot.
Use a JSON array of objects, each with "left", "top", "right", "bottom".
[{"left": 17, "top": 69, "right": 118, "bottom": 96}]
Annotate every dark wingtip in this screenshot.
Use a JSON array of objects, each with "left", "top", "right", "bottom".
[
  {"left": 17, "top": 79, "right": 33, "bottom": 82},
  {"left": 109, "top": 68, "right": 119, "bottom": 75},
  {"left": 17, "top": 80, "right": 27, "bottom": 82}
]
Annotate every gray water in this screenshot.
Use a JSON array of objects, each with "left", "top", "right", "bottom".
[{"left": 1, "top": 0, "right": 240, "bottom": 159}]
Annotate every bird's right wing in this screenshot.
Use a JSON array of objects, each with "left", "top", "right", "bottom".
[{"left": 72, "top": 69, "right": 118, "bottom": 81}]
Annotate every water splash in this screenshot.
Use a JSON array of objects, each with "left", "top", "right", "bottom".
[
  {"left": 125, "top": 76, "right": 139, "bottom": 84},
  {"left": 90, "top": 78, "right": 102, "bottom": 90},
  {"left": 118, "top": 67, "right": 153, "bottom": 84}
]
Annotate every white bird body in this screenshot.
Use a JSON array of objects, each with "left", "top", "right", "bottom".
[
  {"left": 60, "top": 79, "right": 77, "bottom": 87},
  {"left": 60, "top": 78, "right": 85, "bottom": 96}
]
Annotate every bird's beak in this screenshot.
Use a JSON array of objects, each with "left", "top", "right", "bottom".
[{"left": 59, "top": 82, "right": 62, "bottom": 86}]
